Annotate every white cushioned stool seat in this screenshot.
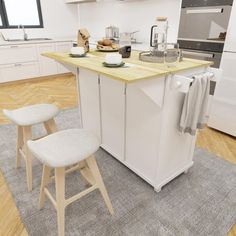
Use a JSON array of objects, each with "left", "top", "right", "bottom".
[
  {"left": 3, "top": 104, "right": 59, "bottom": 126},
  {"left": 27, "top": 129, "right": 101, "bottom": 168}
]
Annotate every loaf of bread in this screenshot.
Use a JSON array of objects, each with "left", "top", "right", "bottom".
[{"left": 97, "top": 38, "right": 119, "bottom": 51}]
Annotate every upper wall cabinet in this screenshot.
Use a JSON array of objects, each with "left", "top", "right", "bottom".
[{"left": 65, "top": 0, "right": 96, "bottom": 3}]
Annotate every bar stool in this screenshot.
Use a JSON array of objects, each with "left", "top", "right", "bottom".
[
  {"left": 3, "top": 104, "right": 59, "bottom": 191},
  {"left": 27, "top": 129, "right": 114, "bottom": 236}
]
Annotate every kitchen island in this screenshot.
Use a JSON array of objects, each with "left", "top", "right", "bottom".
[{"left": 43, "top": 50, "right": 213, "bottom": 192}]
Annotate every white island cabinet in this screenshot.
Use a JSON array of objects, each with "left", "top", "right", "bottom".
[{"left": 43, "top": 51, "right": 213, "bottom": 192}]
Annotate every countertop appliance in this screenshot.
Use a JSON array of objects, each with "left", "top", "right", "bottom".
[
  {"left": 178, "top": 0, "right": 233, "bottom": 68},
  {"left": 208, "top": 0, "right": 236, "bottom": 136},
  {"left": 105, "top": 25, "right": 119, "bottom": 40}
]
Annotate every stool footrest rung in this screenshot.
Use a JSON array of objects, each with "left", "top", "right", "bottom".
[
  {"left": 50, "top": 164, "right": 81, "bottom": 182},
  {"left": 19, "top": 148, "right": 26, "bottom": 161},
  {"left": 44, "top": 188, "right": 57, "bottom": 209},
  {"left": 44, "top": 185, "right": 98, "bottom": 209},
  {"left": 80, "top": 167, "right": 96, "bottom": 186},
  {"left": 65, "top": 185, "right": 97, "bottom": 207}
]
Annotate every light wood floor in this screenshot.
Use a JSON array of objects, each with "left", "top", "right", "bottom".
[{"left": 0, "top": 74, "right": 235, "bottom": 236}]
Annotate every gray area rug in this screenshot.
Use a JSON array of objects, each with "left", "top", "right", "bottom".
[{"left": 0, "top": 108, "right": 236, "bottom": 236}]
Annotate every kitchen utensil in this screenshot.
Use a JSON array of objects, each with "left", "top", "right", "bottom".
[
  {"left": 119, "top": 46, "right": 131, "bottom": 58},
  {"left": 105, "top": 25, "right": 119, "bottom": 39},
  {"left": 103, "top": 62, "right": 125, "bottom": 68}
]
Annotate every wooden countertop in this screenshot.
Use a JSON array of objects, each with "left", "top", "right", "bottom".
[{"left": 43, "top": 50, "right": 213, "bottom": 83}]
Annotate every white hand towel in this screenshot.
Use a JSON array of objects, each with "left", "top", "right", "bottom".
[{"left": 179, "top": 73, "right": 211, "bottom": 135}]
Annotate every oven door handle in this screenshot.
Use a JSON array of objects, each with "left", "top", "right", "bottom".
[{"left": 182, "top": 51, "right": 215, "bottom": 58}]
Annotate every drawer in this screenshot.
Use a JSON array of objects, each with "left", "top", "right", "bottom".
[
  {"left": 0, "top": 62, "right": 40, "bottom": 83},
  {"left": 0, "top": 45, "right": 37, "bottom": 65}
]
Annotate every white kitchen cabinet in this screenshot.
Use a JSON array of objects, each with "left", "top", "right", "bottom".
[
  {"left": 56, "top": 42, "right": 72, "bottom": 74},
  {"left": 0, "top": 44, "right": 37, "bottom": 65},
  {"left": 0, "top": 62, "right": 39, "bottom": 83},
  {"left": 0, "top": 40, "right": 73, "bottom": 83},
  {"left": 78, "top": 69, "right": 101, "bottom": 139},
  {"left": 100, "top": 75, "right": 126, "bottom": 161},
  {"left": 52, "top": 53, "right": 213, "bottom": 192},
  {"left": 125, "top": 79, "right": 164, "bottom": 183},
  {"left": 37, "top": 44, "right": 58, "bottom": 76}
]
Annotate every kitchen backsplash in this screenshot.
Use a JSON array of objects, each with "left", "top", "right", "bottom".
[{"left": 78, "top": 0, "right": 182, "bottom": 44}]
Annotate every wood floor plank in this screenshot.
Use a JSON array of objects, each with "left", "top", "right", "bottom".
[{"left": 0, "top": 74, "right": 235, "bottom": 236}]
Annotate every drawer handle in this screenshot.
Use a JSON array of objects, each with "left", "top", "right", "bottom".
[
  {"left": 10, "top": 45, "right": 19, "bottom": 48},
  {"left": 14, "top": 63, "right": 22, "bottom": 67}
]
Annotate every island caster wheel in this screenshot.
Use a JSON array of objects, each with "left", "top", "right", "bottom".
[
  {"left": 154, "top": 187, "right": 162, "bottom": 193},
  {"left": 184, "top": 169, "right": 189, "bottom": 174}
]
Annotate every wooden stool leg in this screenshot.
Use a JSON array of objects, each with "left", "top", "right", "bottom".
[
  {"left": 39, "top": 165, "right": 51, "bottom": 209},
  {"left": 23, "top": 126, "right": 32, "bottom": 192},
  {"left": 16, "top": 126, "right": 23, "bottom": 169},
  {"left": 78, "top": 160, "right": 86, "bottom": 170},
  {"left": 44, "top": 118, "right": 57, "bottom": 134},
  {"left": 86, "top": 155, "right": 114, "bottom": 215},
  {"left": 55, "top": 167, "right": 66, "bottom": 236}
]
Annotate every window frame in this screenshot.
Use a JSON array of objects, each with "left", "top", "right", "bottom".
[{"left": 0, "top": 0, "right": 44, "bottom": 29}]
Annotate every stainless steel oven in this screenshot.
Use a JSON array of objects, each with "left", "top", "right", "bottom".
[
  {"left": 181, "top": 49, "right": 222, "bottom": 68},
  {"left": 178, "top": 39, "right": 224, "bottom": 68},
  {"left": 179, "top": 0, "right": 233, "bottom": 41},
  {"left": 178, "top": 0, "right": 233, "bottom": 68}
]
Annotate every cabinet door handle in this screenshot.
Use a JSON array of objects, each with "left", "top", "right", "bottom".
[{"left": 14, "top": 63, "right": 22, "bottom": 67}]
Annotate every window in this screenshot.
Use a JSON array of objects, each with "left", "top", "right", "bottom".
[{"left": 0, "top": 0, "right": 43, "bottom": 28}]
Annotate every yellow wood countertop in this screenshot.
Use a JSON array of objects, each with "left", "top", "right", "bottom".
[{"left": 43, "top": 50, "right": 213, "bottom": 83}]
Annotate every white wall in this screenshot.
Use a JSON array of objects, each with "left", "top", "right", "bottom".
[
  {"left": 78, "top": 0, "right": 182, "bottom": 43},
  {"left": 0, "top": 0, "right": 78, "bottom": 40}
]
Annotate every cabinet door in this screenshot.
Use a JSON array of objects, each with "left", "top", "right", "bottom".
[
  {"left": 0, "top": 62, "right": 40, "bottom": 83},
  {"left": 0, "top": 45, "right": 37, "bottom": 65},
  {"left": 37, "top": 43, "right": 58, "bottom": 76},
  {"left": 56, "top": 42, "right": 72, "bottom": 74},
  {"left": 100, "top": 75, "right": 125, "bottom": 161},
  {"left": 125, "top": 79, "right": 164, "bottom": 182},
  {"left": 78, "top": 69, "right": 101, "bottom": 139}
]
